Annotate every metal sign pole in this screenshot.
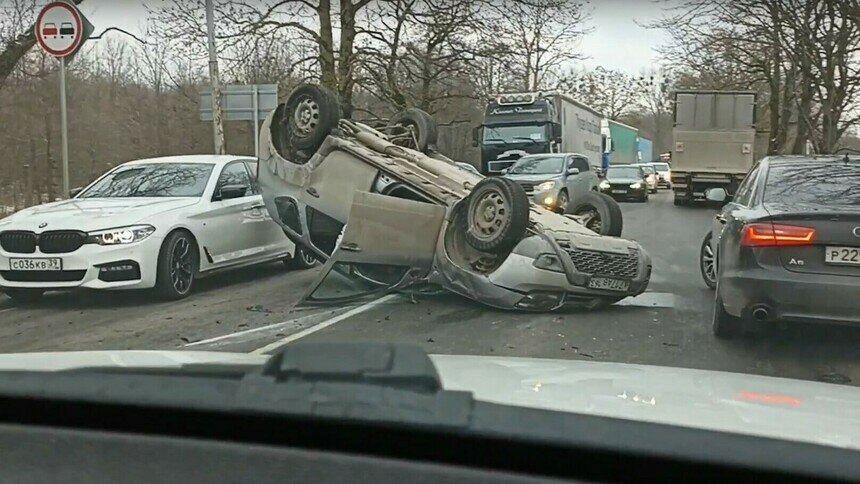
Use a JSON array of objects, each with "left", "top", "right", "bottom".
[
  {"left": 253, "top": 84, "right": 259, "bottom": 158},
  {"left": 59, "top": 56, "right": 69, "bottom": 198}
]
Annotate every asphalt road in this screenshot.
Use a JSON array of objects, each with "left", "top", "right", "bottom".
[{"left": 1, "top": 190, "right": 857, "bottom": 386}]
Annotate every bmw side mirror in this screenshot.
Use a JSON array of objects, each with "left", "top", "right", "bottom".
[
  {"left": 68, "top": 187, "right": 83, "bottom": 198},
  {"left": 218, "top": 184, "right": 249, "bottom": 200},
  {"left": 705, "top": 187, "right": 729, "bottom": 202}
]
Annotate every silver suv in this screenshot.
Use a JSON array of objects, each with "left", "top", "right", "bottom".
[{"left": 502, "top": 153, "right": 600, "bottom": 211}]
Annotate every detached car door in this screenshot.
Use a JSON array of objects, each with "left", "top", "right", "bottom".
[{"left": 301, "top": 191, "right": 446, "bottom": 305}]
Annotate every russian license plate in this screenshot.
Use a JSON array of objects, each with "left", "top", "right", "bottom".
[
  {"left": 9, "top": 258, "right": 62, "bottom": 271},
  {"left": 612, "top": 189, "right": 626, "bottom": 194},
  {"left": 824, "top": 246, "right": 860, "bottom": 266},
  {"left": 587, "top": 277, "right": 630, "bottom": 292}
]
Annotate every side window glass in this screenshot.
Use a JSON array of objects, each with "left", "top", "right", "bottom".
[
  {"left": 572, "top": 157, "right": 590, "bottom": 172},
  {"left": 733, "top": 165, "right": 760, "bottom": 206},
  {"left": 216, "top": 162, "right": 251, "bottom": 199}
]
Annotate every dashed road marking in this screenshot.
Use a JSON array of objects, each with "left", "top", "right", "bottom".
[
  {"left": 251, "top": 294, "right": 399, "bottom": 355},
  {"left": 617, "top": 292, "right": 675, "bottom": 308}
]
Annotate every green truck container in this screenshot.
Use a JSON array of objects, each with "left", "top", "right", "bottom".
[{"left": 602, "top": 119, "right": 639, "bottom": 166}]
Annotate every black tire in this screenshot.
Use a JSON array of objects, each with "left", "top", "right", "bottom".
[
  {"left": 673, "top": 196, "right": 687, "bottom": 206},
  {"left": 556, "top": 189, "right": 569, "bottom": 212},
  {"left": 713, "top": 291, "right": 743, "bottom": 338},
  {"left": 155, "top": 230, "right": 198, "bottom": 300},
  {"left": 387, "top": 108, "right": 438, "bottom": 153},
  {"left": 285, "top": 244, "right": 318, "bottom": 270},
  {"left": 462, "top": 177, "right": 529, "bottom": 254},
  {"left": 3, "top": 288, "right": 44, "bottom": 304},
  {"left": 282, "top": 84, "right": 341, "bottom": 152},
  {"left": 650, "top": 188, "right": 658, "bottom": 194},
  {"left": 568, "top": 191, "right": 623, "bottom": 236},
  {"left": 700, "top": 232, "right": 717, "bottom": 290}
]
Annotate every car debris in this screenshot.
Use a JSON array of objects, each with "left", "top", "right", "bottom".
[{"left": 257, "top": 84, "right": 652, "bottom": 311}]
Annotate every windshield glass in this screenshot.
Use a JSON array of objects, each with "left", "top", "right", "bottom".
[
  {"left": 509, "top": 156, "right": 564, "bottom": 174},
  {"left": 482, "top": 125, "right": 547, "bottom": 144},
  {"left": 652, "top": 163, "right": 670, "bottom": 172},
  {"left": 764, "top": 162, "right": 860, "bottom": 205},
  {"left": 641, "top": 165, "right": 655, "bottom": 174},
  {"left": 78, "top": 163, "right": 214, "bottom": 198},
  {"left": 606, "top": 167, "right": 642, "bottom": 178}
]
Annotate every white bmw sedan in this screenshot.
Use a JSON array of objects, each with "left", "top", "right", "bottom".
[{"left": 0, "top": 155, "right": 316, "bottom": 303}]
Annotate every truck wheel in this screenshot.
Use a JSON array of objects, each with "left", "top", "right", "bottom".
[
  {"left": 462, "top": 177, "right": 529, "bottom": 254},
  {"left": 387, "top": 108, "right": 438, "bottom": 153},
  {"left": 282, "top": 84, "right": 341, "bottom": 153},
  {"left": 673, "top": 197, "right": 688, "bottom": 206},
  {"left": 700, "top": 232, "right": 717, "bottom": 289},
  {"left": 567, "top": 192, "right": 623, "bottom": 237}
]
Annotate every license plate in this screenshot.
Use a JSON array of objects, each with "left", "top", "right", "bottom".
[
  {"left": 824, "top": 246, "right": 860, "bottom": 266},
  {"left": 612, "top": 189, "right": 626, "bottom": 194},
  {"left": 587, "top": 277, "right": 630, "bottom": 292},
  {"left": 9, "top": 258, "right": 62, "bottom": 271}
]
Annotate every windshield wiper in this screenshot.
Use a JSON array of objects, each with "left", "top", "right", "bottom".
[
  {"left": 483, "top": 138, "right": 506, "bottom": 143},
  {"left": 512, "top": 136, "right": 540, "bottom": 145}
]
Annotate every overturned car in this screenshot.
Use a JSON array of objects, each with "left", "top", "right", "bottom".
[{"left": 257, "top": 85, "right": 651, "bottom": 311}]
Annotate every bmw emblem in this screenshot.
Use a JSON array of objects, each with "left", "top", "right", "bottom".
[{"left": 38, "top": 222, "right": 48, "bottom": 229}]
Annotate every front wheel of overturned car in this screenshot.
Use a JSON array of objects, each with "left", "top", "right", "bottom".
[
  {"left": 155, "top": 230, "right": 199, "bottom": 300},
  {"left": 283, "top": 84, "right": 341, "bottom": 153},
  {"left": 463, "top": 177, "right": 529, "bottom": 254},
  {"left": 285, "top": 245, "right": 318, "bottom": 270},
  {"left": 700, "top": 232, "right": 717, "bottom": 289},
  {"left": 387, "top": 108, "right": 438, "bottom": 153},
  {"left": 567, "top": 191, "right": 623, "bottom": 237},
  {"left": 3, "top": 288, "right": 45, "bottom": 304}
]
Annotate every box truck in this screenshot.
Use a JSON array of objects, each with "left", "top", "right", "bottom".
[
  {"left": 670, "top": 90, "right": 756, "bottom": 205},
  {"left": 472, "top": 92, "right": 604, "bottom": 174}
]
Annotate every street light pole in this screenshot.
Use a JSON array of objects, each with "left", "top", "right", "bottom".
[{"left": 205, "top": 0, "right": 226, "bottom": 154}]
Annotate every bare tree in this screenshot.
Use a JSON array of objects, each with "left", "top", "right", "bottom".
[{"left": 560, "top": 67, "right": 639, "bottom": 119}]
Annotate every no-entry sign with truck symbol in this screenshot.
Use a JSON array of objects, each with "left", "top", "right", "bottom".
[{"left": 35, "top": 1, "right": 92, "bottom": 57}]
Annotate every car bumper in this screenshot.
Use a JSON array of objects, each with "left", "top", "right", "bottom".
[
  {"left": 720, "top": 267, "right": 860, "bottom": 326},
  {"left": 599, "top": 186, "right": 647, "bottom": 200},
  {"left": 0, "top": 235, "right": 163, "bottom": 291}
]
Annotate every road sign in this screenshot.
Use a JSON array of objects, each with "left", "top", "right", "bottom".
[
  {"left": 35, "top": 1, "right": 93, "bottom": 58},
  {"left": 200, "top": 84, "right": 278, "bottom": 157}
]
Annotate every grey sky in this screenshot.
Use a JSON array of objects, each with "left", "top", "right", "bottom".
[{"left": 79, "top": 0, "right": 670, "bottom": 75}]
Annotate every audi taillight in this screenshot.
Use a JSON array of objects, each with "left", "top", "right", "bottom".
[{"left": 741, "top": 223, "right": 816, "bottom": 247}]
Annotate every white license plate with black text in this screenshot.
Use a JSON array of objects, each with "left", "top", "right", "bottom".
[
  {"left": 9, "top": 258, "right": 63, "bottom": 271},
  {"left": 587, "top": 277, "right": 630, "bottom": 292},
  {"left": 824, "top": 246, "right": 860, "bottom": 266},
  {"left": 612, "top": 189, "right": 626, "bottom": 194}
]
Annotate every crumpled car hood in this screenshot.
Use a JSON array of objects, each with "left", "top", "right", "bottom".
[{"left": 0, "top": 351, "right": 854, "bottom": 451}]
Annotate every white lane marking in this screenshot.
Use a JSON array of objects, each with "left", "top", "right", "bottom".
[
  {"left": 251, "top": 294, "right": 399, "bottom": 355},
  {"left": 184, "top": 308, "right": 351, "bottom": 348},
  {"left": 617, "top": 292, "right": 674, "bottom": 308}
]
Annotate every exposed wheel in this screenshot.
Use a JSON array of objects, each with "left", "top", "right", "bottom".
[
  {"left": 462, "top": 177, "right": 529, "bottom": 254},
  {"left": 3, "top": 288, "right": 44, "bottom": 304},
  {"left": 155, "top": 230, "right": 198, "bottom": 300},
  {"left": 556, "top": 189, "right": 569, "bottom": 212},
  {"left": 568, "top": 192, "right": 623, "bottom": 236},
  {"left": 673, "top": 197, "right": 687, "bottom": 206},
  {"left": 282, "top": 84, "right": 341, "bottom": 153},
  {"left": 650, "top": 188, "right": 658, "bottom": 194},
  {"left": 713, "top": 291, "right": 743, "bottom": 338},
  {"left": 700, "top": 232, "right": 717, "bottom": 289},
  {"left": 387, "top": 108, "right": 438, "bottom": 153},
  {"left": 285, "top": 244, "right": 318, "bottom": 270}
]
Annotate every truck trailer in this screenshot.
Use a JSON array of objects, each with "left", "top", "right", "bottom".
[
  {"left": 637, "top": 137, "right": 653, "bottom": 163},
  {"left": 601, "top": 119, "right": 639, "bottom": 169},
  {"left": 472, "top": 92, "right": 604, "bottom": 175},
  {"left": 670, "top": 90, "right": 756, "bottom": 205}
]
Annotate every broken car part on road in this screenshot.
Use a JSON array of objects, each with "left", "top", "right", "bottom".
[{"left": 256, "top": 84, "right": 652, "bottom": 311}]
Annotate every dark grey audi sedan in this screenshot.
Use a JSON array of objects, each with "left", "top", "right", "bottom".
[{"left": 701, "top": 155, "right": 860, "bottom": 338}]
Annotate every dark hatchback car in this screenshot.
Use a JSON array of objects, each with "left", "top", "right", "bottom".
[
  {"left": 599, "top": 165, "right": 649, "bottom": 202},
  {"left": 702, "top": 156, "right": 860, "bottom": 337}
]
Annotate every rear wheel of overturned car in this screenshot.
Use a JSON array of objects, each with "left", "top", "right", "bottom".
[
  {"left": 463, "top": 177, "right": 529, "bottom": 254},
  {"left": 567, "top": 192, "right": 623, "bottom": 237},
  {"left": 285, "top": 245, "right": 318, "bottom": 270},
  {"left": 700, "top": 232, "right": 717, "bottom": 289},
  {"left": 283, "top": 84, "right": 341, "bottom": 153},
  {"left": 155, "top": 230, "right": 198, "bottom": 300},
  {"left": 387, "top": 108, "right": 438, "bottom": 153},
  {"left": 3, "top": 288, "right": 44, "bottom": 304}
]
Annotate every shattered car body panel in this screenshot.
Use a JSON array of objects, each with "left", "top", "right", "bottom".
[{"left": 258, "top": 108, "right": 651, "bottom": 311}]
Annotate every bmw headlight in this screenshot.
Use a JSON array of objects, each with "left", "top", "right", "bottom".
[
  {"left": 536, "top": 181, "right": 556, "bottom": 192},
  {"left": 599, "top": 180, "right": 610, "bottom": 189},
  {"left": 630, "top": 182, "right": 643, "bottom": 189},
  {"left": 88, "top": 225, "right": 156, "bottom": 245}
]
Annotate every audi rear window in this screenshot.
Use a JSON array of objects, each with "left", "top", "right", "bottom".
[{"left": 764, "top": 162, "right": 860, "bottom": 205}]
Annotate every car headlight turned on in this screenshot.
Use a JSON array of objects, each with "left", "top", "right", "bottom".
[
  {"left": 630, "top": 182, "right": 643, "bottom": 189},
  {"left": 87, "top": 225, "right": 156, "bottom": 245},
  {"left": 599, "top": 180, "right": 610, "bottom": 189},
  {"left": 536, "top": 181, "right": 556, "bottom": 192}
]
